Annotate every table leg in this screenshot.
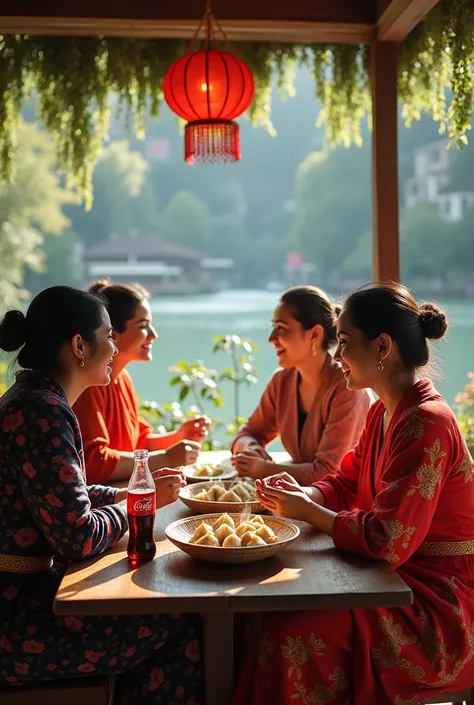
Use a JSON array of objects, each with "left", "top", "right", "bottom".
[{"left": 203, "top": 612, "right": 234, "bottom": 705}]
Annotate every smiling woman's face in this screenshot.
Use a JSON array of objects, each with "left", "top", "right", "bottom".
[
  {"left": 112, "top": 300, "right": 158, "bottom": 364},
  {"left": 268, "top": 303, "right": 315, "bottom": 368},
  {"left": 334, "top": 309, "right": 379, "bottom": 390}
]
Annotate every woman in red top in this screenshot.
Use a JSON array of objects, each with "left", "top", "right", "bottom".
[
  {"left": 234, "top": 282, "right": 474, "bottom": 705},
  {"left": 74, "top": 280, "right": 210, "bottom": 483}
]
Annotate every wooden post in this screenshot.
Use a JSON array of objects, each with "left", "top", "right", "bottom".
[{"left": 371, "top": 41, "right": 400, "bottom": 282}]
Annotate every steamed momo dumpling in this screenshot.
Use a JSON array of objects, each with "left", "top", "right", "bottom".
[
  {"left": 215, "top": 523, "right": 234, "bottom": 543},
  {"left": 256, "top": 524, "right": 278, "bottom": 544},
  {"left": 235, "top": 521, "right": 255, "bottom": 538},
  {"left": 208, "top": 485, "right": 226, "bottom": 501},
  {"left": 231, "top": 484, "right": 252, "bottom": 502},
  {"left": 240, "top": 531, "right": 258, "bottom": 546},
  {"left": 250, "top": 515, "right": 265, "bottom": 526},
  {"left": 246, "top": 534, "right": 267, "bottom": 546},
  {"left": 195, "top": 532, "right": 220, "bottom": 546},
  {"left": 213, "top": 513, "right": 235, "bottom": 530},
  {"left": 193, "top": 465, "right": 212, "bottom": 477},
  {"left": 222, "top": 533, "right": 242, "bottom": 547},
  {"left": 242, "top": 481, "right": 256, "bottom": 494},
  {"left": 194, "top": 490, "right": 210, "bottom": 501},
  {"left": 189, "top": 521, "right": 213, "bottom": 543},
  {"left": 220, "top": 490, "right": 241, "bottom": 503}
]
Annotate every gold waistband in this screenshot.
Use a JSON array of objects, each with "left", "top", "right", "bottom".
[
  {"left": 416, "top": 539, "right": 474, "bottom": 557},
  {"left": 0, "top": 552, "right": 54, "bottom": 573}
]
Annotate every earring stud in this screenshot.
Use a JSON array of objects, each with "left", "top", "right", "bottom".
[{"left": 80, "top": 355, "right": 85, "bottom": 368}]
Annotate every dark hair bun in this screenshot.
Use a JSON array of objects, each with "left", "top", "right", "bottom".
[
  {"left": 89, "top": 279, "right": 109, "bottom": 295},
  {"left": 333, "top": 303, "right": 342, "bottom": 317},
  {"left": 419, "top": 302, "right": 448, "bottom": 340},
  {"left": 0, "top": 310, "right": 27, "bottom": 351}
]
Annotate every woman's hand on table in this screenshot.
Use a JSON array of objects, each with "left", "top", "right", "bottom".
[
  {"left": 177, "top": 416, "right": 211, "bottom": 442},
  {"left": 152, "top": 468, "right": 186, "bottom": 509},
  {"left": 231, "top": 452, "right": 274, "bottom": 479},
  {"left": 256, "top": 476, "right": 336, "bottom": 534},
  {"left": 255, "top": 478, "right": 312, "bottom": 521},
  {"left": 164, "top": 440, "right": 201, "bottom": 468}
]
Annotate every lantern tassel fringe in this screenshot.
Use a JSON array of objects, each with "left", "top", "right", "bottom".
[{"left": 185, "top": 119, "right": 240, "bottom": 164}]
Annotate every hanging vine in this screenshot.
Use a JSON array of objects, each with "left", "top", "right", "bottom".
[{"left": 1, "top": 0, "right": 474, "bottom": 203}]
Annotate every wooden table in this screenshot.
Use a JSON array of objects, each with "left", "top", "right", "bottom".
[{"left": 54, "top": 451, "right": 412, "bottom": 705}]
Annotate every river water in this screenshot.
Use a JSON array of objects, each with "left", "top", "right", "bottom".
[{"left": 129, "top": 290, "right": 474, "bottom": 435}]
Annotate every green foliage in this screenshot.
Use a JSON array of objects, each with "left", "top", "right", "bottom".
[
  {"left": 291, "top": 143, "right": 371, "bottom": 275},
  {"left": 162, "top": 190, "right": 213, "bottom": 250},
  {"left": 455, "top": 373, "right": 474, "bottom": 457},
  {"left": 66, "top": 141, "right": 159, "bottom": 243},
  {"left": 2, "top": 0, "right": 474, "bottom": 200},
  {"left": 139, "top": 335, "right": 259, "bottom": 447},
  {"left": 0, "top": 362, "right": 8, "bottom": 396},
  {"left": 212, "top": 335, "right": 258, "bottom": 433},
  {"left": 0, "top": 121, "right": 75, "bottom": 309}
]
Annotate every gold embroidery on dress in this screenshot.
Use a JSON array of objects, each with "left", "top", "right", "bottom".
[
  {"left": 372, "top": 601, "right": 474, "bottom": 691},
  {"left": 280, "top": 634, "right": 348, "bottom": 704},
  {"left": 394, "top": 697, "right": 424, "bottom": 705},
  {"left": 347, "top": 519, "right": 360, "bottom": 534},
  {"left": 406, "top": 439, "right": 446, "bottom": 500},
  {"left": 371, "top": 614, "right": 424, "bottom": 680},
  {"left": 400, "top": 410, "right": 435, "bottom": 439},
  {"left": 453, "top": 452, "right": 474, "bottom": 483},
  {"left": 370, "top": 519, "right": 416, "bottom": 564}
]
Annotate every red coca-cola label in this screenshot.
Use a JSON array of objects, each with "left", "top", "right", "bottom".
[{"left": 127, "top": 490, "right": 156, "bottom": 517}]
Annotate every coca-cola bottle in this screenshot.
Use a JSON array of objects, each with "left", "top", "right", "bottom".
[{"left": 127, "top": 449, "right": 156, "bottom": 561}]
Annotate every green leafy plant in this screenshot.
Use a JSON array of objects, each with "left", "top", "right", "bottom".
[
  {"left": 139, "top": 399, "right": 222, "bottom": 451},
  {"left": 212, "top": 335, "right": 258, "bottom": 434},
  {"left": 455, "top": 372, "right": 474, "bottom": 457},
  {"left": 2, "top": 0, "right": 474, "bottom": 200},
  {"left": 139, "top": 335, "right": 259, "bottom": 447}
]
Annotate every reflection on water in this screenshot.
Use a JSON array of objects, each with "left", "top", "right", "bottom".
[{"left": 129, "top": 290, "right": 474, "bottom": 433}]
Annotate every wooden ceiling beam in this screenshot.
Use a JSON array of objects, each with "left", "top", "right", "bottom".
[
  {"left": 376, "top": 0, "right": 441, "bottom": 41},
  {"left": 0, "top": 0, "right": 375, "bottom": 44},
  {"left": 0, "top": 17, "right": 374, "bottom": 44}
]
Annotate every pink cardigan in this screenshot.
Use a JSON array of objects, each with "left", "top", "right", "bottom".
[{"left": 232, "top": 356, "right": 372, "bottom": 484}]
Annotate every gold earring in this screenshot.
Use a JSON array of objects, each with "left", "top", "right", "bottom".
[
  {"left": 311, "top": 341, "right": 317, "bottom": 357},
  {"left": 377, "top": 358, "right": 384, "bottom": 371},
  {"left": 80, "top": 355, "right": 85, "bottom": 368}
]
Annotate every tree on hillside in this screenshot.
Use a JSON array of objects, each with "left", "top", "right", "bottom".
[
  {"left": 290, "top": 141, "right": 371, "bottom": 279},
  {"left": 0, "top": 121, "right": 75, "bottom": 310},
  {"left": 342, "top": 205, "right": 450, "bottom": 284},
  {"left": 66, "top": 140, "right": 159, "bottom": 245},
  {"left": 161, "top": 190, "right": 213, "bottom": 251}
]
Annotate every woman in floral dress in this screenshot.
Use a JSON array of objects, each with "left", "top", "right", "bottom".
[
  {"left": 235, "top": 282, "right": 474, "bottom": 705},
  {"left": 0, "top": 286, "right": 203, "bottom": 704}
]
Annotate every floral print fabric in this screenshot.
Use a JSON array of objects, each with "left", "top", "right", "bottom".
[{"left": 0, "top": 372, "right": 202, "bottom": 704}]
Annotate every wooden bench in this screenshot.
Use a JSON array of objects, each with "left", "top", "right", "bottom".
[
  {"left": 425, "top": 687, "right": 474, "bottom": 704},
  {"left": 0, "top": 676, "right": 115, "bottom": 705}
]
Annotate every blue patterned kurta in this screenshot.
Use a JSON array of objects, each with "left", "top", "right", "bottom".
[{"left": 0, "top": 372, "right": 202, "bottom": 704}]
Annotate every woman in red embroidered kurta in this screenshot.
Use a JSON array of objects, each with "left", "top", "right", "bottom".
[
  {"left": 235, "top": 283, "right": 474, "bottom": 705},
  {"left": 74, "top": 281, "right": 210, "bottom": 483},
  {"left": 232, "top": 286, "right": 371, "bottom": 483}
]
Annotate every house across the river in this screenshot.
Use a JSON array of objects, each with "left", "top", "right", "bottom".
[{"left": 83, "top": 230, "right": 233, "bottom": 295}]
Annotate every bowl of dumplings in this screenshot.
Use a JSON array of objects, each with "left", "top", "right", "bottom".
[
  {"left": 182, "top": 461, "right": 237, "bottom": 484},
  {"left": 179, "top": 479, "right": 264, "bottom": 514},
  {"left": 165, "top": 512, "right": 300, "bottom": 564}
]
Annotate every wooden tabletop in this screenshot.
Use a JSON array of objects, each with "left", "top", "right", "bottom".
[{"left": 54, "top": 451, "right": 412, "bottom": 616}]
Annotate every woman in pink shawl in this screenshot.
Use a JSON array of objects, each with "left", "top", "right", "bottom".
[{"left": 232, "top": 286, "right": 371, "bottom": 484}]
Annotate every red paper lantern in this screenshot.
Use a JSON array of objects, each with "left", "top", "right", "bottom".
[{"left": 163, "top": 49, "right": 255, "bottom": 164}]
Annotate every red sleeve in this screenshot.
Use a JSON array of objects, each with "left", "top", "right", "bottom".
[
  {"left": 313, "top": 424, "right": 367, "bottom": 511},
  {"left": 297, "top": 387, "right": 371, "bottom": 484},
  {"left": 231, "top": 373, "right": 279, "bottom": 451},
  {"left": 332, "top": 408, "right": 455, "bottom": 568},
  {"left": 73, "top": 387, "right": 120, "bottom": 484}
]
